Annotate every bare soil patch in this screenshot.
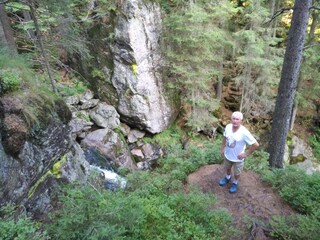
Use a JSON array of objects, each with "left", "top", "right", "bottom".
[{"left": 186, "top": 164, "right": 296, "bottom": 240}]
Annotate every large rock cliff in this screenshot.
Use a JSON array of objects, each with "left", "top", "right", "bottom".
[
  {"left": 77, "top": 0, "right": 179, "bottom": 134},
  {"left": 0, "top": 95, "right": 89, "bottom": 219},
  {"left": 111, "top": 0, "right": 177, "bottom": 133}
]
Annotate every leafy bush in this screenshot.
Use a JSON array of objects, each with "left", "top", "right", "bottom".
[
  {"left": 46, "top": 182, "right": 233, "bottom": 240},
  {"left": 0, "top": 205, "right": 48, "bottom": 240},
  {"left": 0, "top": 49, "right": 34, "bottom": 95},
  {"left": 57, "top": 79, "right": 87, "bottom": 96},
  {"left": 244, "top": 150, "right": 270, "bottom": 175},
  {"left": 270, "top": 213, "right": 320, "bottom": 240},
  {"left": 46, "top": 135, "right": 231, "bottom": 239},
  {"left": 0, "top": 69, "right": 22, "bottom": 93},
  {"left": 263, "top": 166, "right": 320, "bottom": 239},
  {"left": 157, "top": 137, "right": 222, "bottom": 181},
  {"left": 308, "top": 127, "right": 320, "bottom": 162},
  {"left": 263, "top": 166, "right": 320, "bottom": 215},
  {"left": 144, "top": 123, "right": 182, "bottom": 149}
]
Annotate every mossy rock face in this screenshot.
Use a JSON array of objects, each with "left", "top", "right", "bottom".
[
  {"left": 71, "top": 18, "right": 118, "bottom": 105},
  {"left": 0, "top": 96, "right": 28, "bottom": 157},
  {"left": 290, "top": 154, "right": 306, "bottom": 164},
  {"left": 54, "top": 99, "right": 72, "bottom": 124},
  {"left": 0, "top": 93, "right": 71, "bottom": 158},
  {"left": 2, "top": 114, "right": 28, "bottom": 157}
]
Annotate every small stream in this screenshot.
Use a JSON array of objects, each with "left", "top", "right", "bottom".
[
  {"left": 89, "top": 165, "right": 126, "bottom": 190},
  {"left": 84, "top": 147, "right": 127, "bottom": 190}
]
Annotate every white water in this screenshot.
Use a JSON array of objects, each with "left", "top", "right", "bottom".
[{"left": 90, "top": 165, "right": 127, "bottom": 189}]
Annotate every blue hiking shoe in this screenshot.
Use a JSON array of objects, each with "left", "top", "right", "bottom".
[
  {"left": 229, "top": 183, "right": 238, "bottom": 193},
  {"left": 219, "top": 177, "right": 231, "bottom": 186}
]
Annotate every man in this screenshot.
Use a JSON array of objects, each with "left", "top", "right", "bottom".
[{"left": 219, "top": 111, "right": 259, "bottom": 193}]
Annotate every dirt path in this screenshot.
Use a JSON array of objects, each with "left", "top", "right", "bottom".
[{"left": 186, "top": 164, "right": 296, "bottom": 240}]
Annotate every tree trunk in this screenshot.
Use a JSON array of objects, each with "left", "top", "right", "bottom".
[
  {"left": 0, "top": 4, "right": 17, "bottom": 54},
  {"left": 23, "top": 11, "right": 36, "bottom": 41},
  {"left": 290, "top": 4, "right": 319, "bottom": 130},
  {"left": 27, "top": 0, "right": 57, "bottom": 93},
  {"left": 272, "top": 0, "right": 280, "bottom": 38},
  {"left": 308, "top": 10, "right": 319, "bottom": 44},
  {"left": 268, "top": 0, "right": 312, "bottom": 168}
]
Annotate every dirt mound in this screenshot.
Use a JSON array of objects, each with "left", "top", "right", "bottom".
[{"left": 186, "top": 164, "right": 296, "bottom": 240}]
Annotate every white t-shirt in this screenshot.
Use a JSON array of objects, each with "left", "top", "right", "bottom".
[{"left": 223, "top": 124, "right": 257, "bottom": 162}]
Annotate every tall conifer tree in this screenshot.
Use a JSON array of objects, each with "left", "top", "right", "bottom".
[
  {"left": 163, "top": 1, "right": 235, "bottom": 131},
  {"left": 268, "top": 0, "right": 312, "bottom": 168}
]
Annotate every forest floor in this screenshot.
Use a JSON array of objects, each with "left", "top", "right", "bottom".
[{"left": 186, "top": 164, "right": 296, "bottom": 240}]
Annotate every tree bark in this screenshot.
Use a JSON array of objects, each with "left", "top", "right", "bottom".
[
  {"left": 308, "top": 10, "right": 319, "bottom": 44},
  {"left": 27, "top": 0, "right": 57, "bottom": 93},
  {"left": 0, "top": 3, "right": 17, "bottom": 54},
  {"left": 23, "top": 11, "right": 36, "bottom": 41},
  {"left": 290, "top": 5, "right": 319, "bottom": 130},
  {"left": 268, "top": 0, "right": 312, "bottom": 168}
]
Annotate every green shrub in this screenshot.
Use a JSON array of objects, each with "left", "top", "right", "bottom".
[
  {"left": 57, "top": 79, "right": 87, "bottom": 96},
  {"left": 144, "top": 124, "right": 182, "bottom": 149},
  {"left": 0, "top": 49, "right": 35, "bottom": 95},
  {"left": 270, "top": 213, "right": 320, "bottom": 240},
  {"left": 0, "top": 205, "right": 48, "bottom": 240},
  {"left": 46, "top": 182, "right": 233, "bottom": 240},
  {"left": 252, "top": 160, "right": 320, "bottom": 239},
  {"left": 0, "top": 68, "right": 22, "bottom": 93},
  {"left": 263, "top": 166, "right": 320, "bottom": 215},
  {"left": 156, "top": 137, "right": 222, "bottom": 181},
  {"left": 244, "top": 150, "right": 270, "bottom": 175},
  {"left": 308, "top": 127, "right": 320, "bottom": 162}
]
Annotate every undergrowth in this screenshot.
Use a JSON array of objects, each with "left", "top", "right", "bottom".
[
  {"left": 308, "top": 127, "right": 320, "bottom": 162},
  {"left": 0, "top": 205, "right": 48, "bottom": 240},
  {"left": 2, "top": 120, "right": 320, "bottom": 239},
  {"left": 263, "top": 166, "right": 320, "bottom": 239},
  {"left": 223, "top": 145, "right": 320, "bottom": 239},
  {"left": 44, "top": 133, "right": 233, "bottom": 240}
]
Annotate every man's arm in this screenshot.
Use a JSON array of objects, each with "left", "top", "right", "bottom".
[
  {"left": 238, "top": 142, "right": 259, "bottom": 160},
  {"left": 221, "top": 137, "right": 226, "bottom": 156}
]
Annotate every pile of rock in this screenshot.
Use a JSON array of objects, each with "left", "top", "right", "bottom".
[{"left": 65, "top": 90, "right": 163, "bottom": 171}]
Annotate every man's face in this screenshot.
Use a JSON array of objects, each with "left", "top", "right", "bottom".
[{"left": 231, "top": 115, "right": 242, "bottom": 128}]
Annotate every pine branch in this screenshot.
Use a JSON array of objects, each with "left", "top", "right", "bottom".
[
  {"left": 303, "top": 43, "right": 320, "bottom": 50},
  {"left": 264, "top": 7, "right": 292, "bottom": 25}
]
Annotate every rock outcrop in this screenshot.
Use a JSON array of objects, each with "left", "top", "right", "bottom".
[
  {"left": 110, "top": 0, "right": 178, "bottom": 133},
  {"left": 0, "top": 94, "right": 89, "bottom": 220}
]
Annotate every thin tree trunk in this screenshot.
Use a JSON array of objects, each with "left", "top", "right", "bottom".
[
  {"left": 22, "top": 11, "right": 36, "bottom": 41},
  {"left": 272, "top": 0, "right": 280, "bottom": 38},
  {"left": 27, "top": 0, "right": 57, "bottom": 93},
  {"left": 268, "top": 0, "right": 312, "bottom": 168},
  {"left": 289, "top": 58, "right": 304, "bottom": 131},
  {"left": 308, "top": 10, "right": 319, "bottom": 44},
  {"left": 290, "top": 6, "right": 319, "bottom": 130}
]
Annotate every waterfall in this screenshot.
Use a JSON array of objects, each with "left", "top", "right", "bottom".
[
  {"left": 84, "top": 147, "right": 127, "bottom": 190},
  {"left": 90, "top": 165, "right": 127, "bottom": 190}
]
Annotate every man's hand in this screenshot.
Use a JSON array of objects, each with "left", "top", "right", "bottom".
[
  {"left": 221, "top": 149, "right": 225, "bottom": 157},
  {"left": 237, "top": 152, "right": 247, "bottom": 160},
  {"left": 221, "top": 137, "right": 226, "bottom": 157},
  {"left": 238, "top": 142, "right": 259, "bottom": 160}
]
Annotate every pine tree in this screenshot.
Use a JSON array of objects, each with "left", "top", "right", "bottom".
[
  {"left": 233, "top": 0, "right": 283, "bottom": 118},
  {"left": 268, "top": 0, "right": 312, "bottom": 168},
  {"left": 163, "top": 0, "right": 235, "bottom": 131}
]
